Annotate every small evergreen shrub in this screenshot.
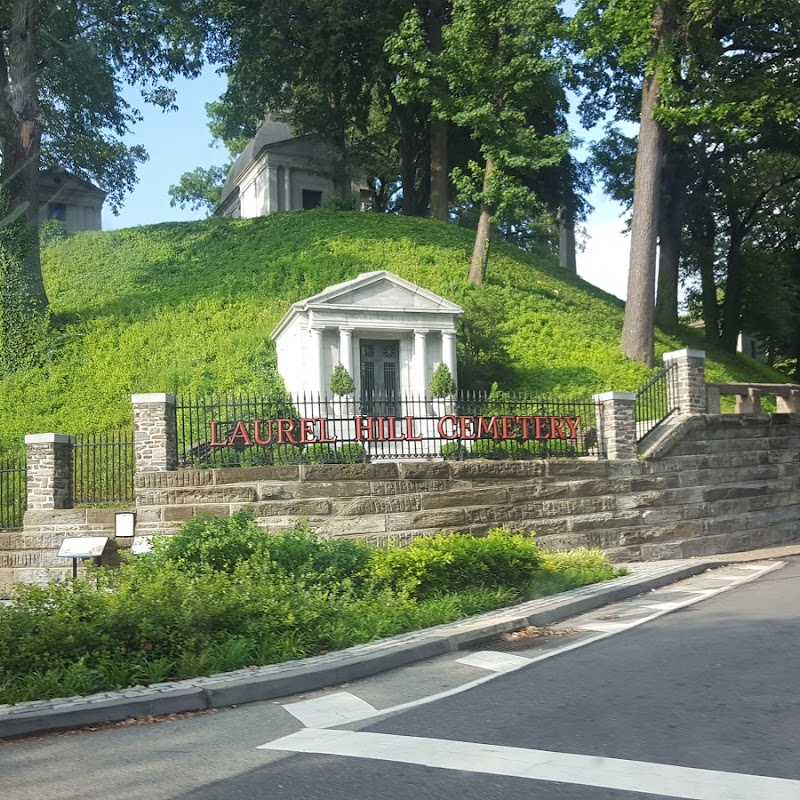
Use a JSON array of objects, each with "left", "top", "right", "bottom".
[
  {"left": 305, "top": 442, "right": 366, "bottom": 463},
  {"left": 329, "top": 363, "right": 355, "bottom": 395},
  {"left": 429, "top": 362, "right": 456, "bottom": 397}
]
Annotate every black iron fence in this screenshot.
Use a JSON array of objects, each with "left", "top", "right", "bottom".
[
  {"left": 0, "top": 452, "right": 26, "bottom": 529},
  {"left": 71, "top": 430, "right": 135, "bottom": 505},
  {"left": 635, "top": 361, "right": 679, "bottom": 441},
  {"left": 176, "top": 390, "right": 601, "bottom": 468}
]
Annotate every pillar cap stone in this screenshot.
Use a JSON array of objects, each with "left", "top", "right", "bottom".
[
  {"left": 593, "top": 391, "right": 636, "bottom": 402},
  {"left": 24, "top": 433, "right": 74, "bottom": 445},
  {"left": 663, "top": 348, "right": 705, "bottom": 362},
  {"left": 131, "top": 393, "right": 176, "bottom": 405}
]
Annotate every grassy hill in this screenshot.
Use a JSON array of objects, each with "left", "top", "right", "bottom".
[{"left": 0, "top": 211, "right": 786, "bottom": 448}]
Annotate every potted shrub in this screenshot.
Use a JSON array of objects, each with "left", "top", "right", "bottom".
[
  {"left": 429, "top": 362, "right": 456, "bottom": 415},
  {"left": 329, "top": 362, "right": 356, "bottom": 419}
]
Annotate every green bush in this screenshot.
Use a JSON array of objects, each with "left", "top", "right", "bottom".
[
  {"left": 429, "top": 362, "right": 457, "bottom": 397},
  {"left": 304, "top": 442, "right": 366, "bottom": 464},
  {"left": 368, "top": 528, "right": 543, "bottom": 599},
  {"left": 440, "top": 438, "right": 547, "bottom": 460},
  {"left": 329, "top": 362, "right": 355, "bottom": 395}
]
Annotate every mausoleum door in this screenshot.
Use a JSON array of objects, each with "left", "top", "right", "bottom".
[{"left": 359, "top": 339, "right": 401, "bottom": 417}]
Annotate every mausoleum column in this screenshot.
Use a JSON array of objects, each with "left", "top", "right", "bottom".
[
  {"left": 284, "top": 167, "right": 292, "bottom": 210},
  {"left": 267, "top": 165, "right": 279, "bottom": 214},
  {"left": 442, "top": 329, "right": 457, "bottom": 386},
  {"left": 339, "top": 327, "right": 354, "bottom": 377},
  {"left": 413, "top": 329, "right": 428, "bottom": 397},
  {"left": 309, "top": 326, "right": 325, "bottom": 397}
]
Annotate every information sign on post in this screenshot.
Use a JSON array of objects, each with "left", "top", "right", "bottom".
[{"left": 58, "top": 536, "right": 109, "bottom": 578}]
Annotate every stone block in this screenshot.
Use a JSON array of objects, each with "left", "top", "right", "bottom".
[
  {"left": 602, "top": 545, "right": 643, "bottom": 562},
  {"left": 506, "top": 482, "right": 571, "bottom": 503},
  {"left": 641, "top": 508, "right": 683, "bottom": 525},
  {"left": 536, "top": 532, "right": 591, "bottom": 551},
  {"left": 200, "top": 504, "right": 236, "bottom": 517},
  {"left": 514, "top": 518, "right": 569, "bottom": 536},
  {"left": 163, "top": 506, "right": 197, "bottom": 522},
  {"left": 332, "top": 496, "right": 419, "bottom": 516},
  {"left": 371, "top": 479, "right": 452, "bottom": 496},
  {"left": 569, "top": 511, "right": 640, "bottom": 533},
  {"left": 214, "top": 466, "right": 300, "bottom": 485},
  {"left": 23, "top": 509, "right": 88, "bottom": 527},
  {"left": 397, "top": 462, "right": 451, "bottom": 480},
  {"left": 421, "top": 488, "right": 505, "bottom": 510},
  {"left": 567, "top": 478, "right": 631, "bottom": 497},
  {"left": 546, "top": 460, "right": 609, "bottom": 477},
  {"left": 315, "top": 516, "right": 388, "bottom": 536},
  {"left": 386, "top": 509, "right": 466, "bottom": 532},
  {"left": 680, "top": 531, "right": 753, "bottom": 558},
  {"left": 540, "top": 496, "right": 616, "bottom": 518},
  {"left": 253, "top": 499, "right": 331, "bottom": 517},
  {"left": 167, "top": 486, "right": 259, "bottom": 505},
  {"left": 257, "top": 480, "right": 372, "bottom": 500},
  {"left": 462, "top": 506, "right": 514, "bottom": 526},
  {"left": 302, "top": 463, "right": 399, "bottom": 482},
  {"left": 631, "top": 521, "right": 702, "bottom": 543},
  {"left": 449, "top": 461, "right": 546, "bottom": 480},
  {"left": 133, "top": 507, "right": 163, "bottom": 524},
  {"left": 0, "top": 551, "right": 41, "bottom": 568},
  {"left": 86, "top": 508, "right": 131, "bottom": 525},
  {"left": 702, "top": 484, "right": 767, "bottom": 503},
  {"left": 616, "top": 492, "right": 663, "bottom": 511},
  {"left": 639, "top": 541, "right": 684, "bottom": 560},
  {"left": 662, "top": 487, "right": 706, "bottom": 505},
  {"left": 629, "top": 474, "right": 680, "bottom": 492}
]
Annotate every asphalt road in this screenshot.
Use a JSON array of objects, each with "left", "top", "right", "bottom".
[{"left": 2, "top": 558, "right": 798, "bottom": 800}]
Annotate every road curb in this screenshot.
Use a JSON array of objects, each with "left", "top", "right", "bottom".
[{"left": 0, "top": 560, "right": 724, "bottom": 740}]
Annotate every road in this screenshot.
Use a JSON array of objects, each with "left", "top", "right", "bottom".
[{"left": 1, "top": 558, "right": 798, "bottom": 799}]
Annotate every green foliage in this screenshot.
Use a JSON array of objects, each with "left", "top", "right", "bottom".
[
  {"left": 429, "top": 362, "right": 457, "bottom": 397},
  {"left": 304, "top": 442, "right": 366, "bottom": 464},
  {"left": 0, "top": 514, "right": 626, "bottom": 704},
  {"left": 526, "top": 548, "right": 626, "bottom": 599},
  {"left": 0, "top": 210, "right": 51, "bottom": 375},
  {"left": 329, "top": 362, "right": 356, "bottom": 395},
  {"left": 0, "top": 211, "right": 788, "bottom": 442},
  {"left": 440, "top": 438, "right": 548, "bottom": 460},
  {"left": 367, "top": 528, "right": 543, "bottom": 599},
  {"left": 39, "top": 220, "right": 71, "bottom": 250},
  {"left": 168, "top": 165, "right": 228, "bottom": 214}
]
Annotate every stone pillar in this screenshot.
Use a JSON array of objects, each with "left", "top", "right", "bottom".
[
  {"left": 132, "top": 393, "right": 177, "bottom": 473},
  {"left": 339, "top": 327, "right": 354, "bottom": 377},
  {"left": 309, "top": 326, "right": 325, "bottom": 396},
  {"left": 284, "top": 166, "right": 292, "bottom": 210},
  {"left": 593, "top": 392, "right": 637, "bottom": 460},
  {"left": 25, "top": 433, "right": 74, "bottom": 510},
  {"left": 413, "top": 329, "right": 428, "bottom": 397},
  {"left": 442, "top": 329, "right": 457, "bottom": 386},
  {"left": 663, "top": 349, "right": 706, "bottom": 414}
]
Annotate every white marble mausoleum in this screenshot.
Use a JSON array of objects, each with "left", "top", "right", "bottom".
[{"left": 271, "top": 271, "right": 463, "bottom": 400}]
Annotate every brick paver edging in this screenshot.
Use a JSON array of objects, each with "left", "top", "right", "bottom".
[{"left": 0, "top": 560, "right": 719, "bottom": 739}]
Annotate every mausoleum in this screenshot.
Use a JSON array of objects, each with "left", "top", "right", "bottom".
[{"left": 271, "top": 271, "right": 463, "bottom": 401}]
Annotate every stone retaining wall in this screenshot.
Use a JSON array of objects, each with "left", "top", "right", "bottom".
[
  {"left": 134, "top": 413, "right": 800, "bottom": 560},
  {"left": 4, "top": 412, "right": 799, "bottom": 594}
]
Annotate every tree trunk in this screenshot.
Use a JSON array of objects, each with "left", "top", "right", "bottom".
[
  {"left": 654, "top": 143, "right": 687, "bottom": 334},
  {"left": 0, "top": 0, "right": 48, "bottom": 311},
  {"left": 558, "top": 206, "right": 577, "bottom": 274},
  {"left": 694, "top": 206, "right": 720, "bottom": 344},
  {"left": 720, "top": 219, "right": 745, "bottom": 351},
  {"left": 620, "top": 70, "right": 667, "bottom": 366},
  {"left": 469, "top": 158, "right": 494, "bottom": 285},
  {"left": 428, "top": 0, "right": 448, "bottom": 222},
  {"left": 391, "top": 99, "right": 430, "bottom": 216}
]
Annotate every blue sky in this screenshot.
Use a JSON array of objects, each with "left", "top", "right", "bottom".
[{"left": 104, "top": 65, "right": 631, "bottom": 301}]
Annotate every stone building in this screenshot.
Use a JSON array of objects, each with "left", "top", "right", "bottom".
[
  {"left": 37, "top": 168, "right": 106, "bottom": 232},
  {"left": 271, "top": 271, "right": 463, "bottom": 399},
  {"left": 216, "top": 114, "right": 372, "bottom": 219}
]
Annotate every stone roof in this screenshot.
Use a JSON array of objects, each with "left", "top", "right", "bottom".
[{"left": 219, "top": 113, "right": 307, "bottom": 203}]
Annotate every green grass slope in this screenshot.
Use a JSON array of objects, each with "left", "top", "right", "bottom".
[{"left": 0, "top": 211, "right": 786, "bottom": 446}]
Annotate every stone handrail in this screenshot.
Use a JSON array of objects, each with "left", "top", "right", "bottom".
[{"left": 706, "top": 382, "right": 800, "bottom": 413}]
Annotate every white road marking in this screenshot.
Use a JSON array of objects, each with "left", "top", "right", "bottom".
[
  {"left": 258, "top": 728, "right": 800, "bottom": 800},
  {"left": 455, "top": 651, "right": 532, "bottom": 672},
  {"left": 283, "top": 692, "right": 377, "bottom": 728},
  {"left": 576, "top": 621, "right": 631, "bottom": 632},
  {"left": 276, "top": 562, "right": 785, "bottom": 731}
]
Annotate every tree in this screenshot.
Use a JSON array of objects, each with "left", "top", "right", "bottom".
[
  {"left": 0, "top": 0, "right": 208, "bottom": 372},
  {"left": 438, "top": 0, "right": 568, "bottom": 283},
  {"left": 168, "top": 165, "right": 229, "bottom": 213}
]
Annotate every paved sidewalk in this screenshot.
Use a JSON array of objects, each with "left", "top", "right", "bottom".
[{"left": 2, "top": 544, "right": 797, "bottom": 740}]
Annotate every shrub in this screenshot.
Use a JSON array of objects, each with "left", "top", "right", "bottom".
[
  {"left": 329, "top": 363, "right": 355, "bottom": 395},
  {"left": 429, "top": 362, "right": 457, "bottom": 397},
  {"left": 368, "top": 528, "right": 543, "bottom": 599},
  {"left": 304, "top": 442, "right": 366, "bottom": 464}
]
